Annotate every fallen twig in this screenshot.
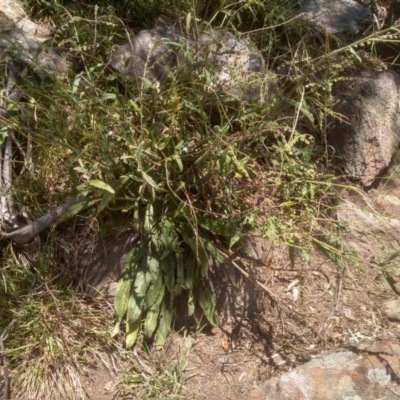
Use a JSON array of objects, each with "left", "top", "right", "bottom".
[{"left": 2, "top": 193, "right": 84, "bottom": 248}]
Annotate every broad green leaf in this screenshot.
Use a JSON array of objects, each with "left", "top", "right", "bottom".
[
  {"left": 179, "top": 227, "right": 210, "bottom": 277},
  {"left": 229, "top": 232, "right": 241, "bottom": 249},
  {"left": 114, "top": 279, "right": 132, "bottom": 322},
  {"left": 142, "top": 171, "right": 160, "bottom": 190},
  {"left": 184, "top": 251, "right": 196, "bottom": 290},
  {"left": 144, "top": 292, "right": 164, "bottom": 338},
  {"left": 97, "top": 192, "right": 114, "bottom": 213},
  {"left": 143, "top": 305, "right": 160, "bottom": 338},
  {"left": 148, "top": 254, "right": 160, "bottom": 283},
  {"left": 129, "top": 99, "right": 140, "bottom": 111},
  {"left": 161, "top": 225, "right": 171, "bottom": 249},
  {"left": 198, "top": 239, "right": 210, "bottom": 278},
  {"left": 145, "top": 274, "right": 164, "bottom": 308},
  {"left": 73, "top": 166, "right": 88, "bottom": 174},
  {"left": 127, "top": 268, "right": 151, "bottom": 323},
  {"left": 135, "top": 267, "right": 151, "bottom": 298},
  {"left": 204, "top": 239, "right": 224, "bottom": 263},
  {"left": 126, "top": 319, "right": 141, "bottom": 348},
  {"left": 155, "top": 294, "right": 174, "bottom": 348},
  {"left": 136, "top": 141, "right": 144, "bottom": 161},
  {"left": 187, "top": 291, "right": 194, "bottom": 317},
  {"left": 174, "top": 155, "right": 183, "bottom": 172},
  {"left": 126, "top": 294, "right": 143, "bottom": 324},
  {"left": 127, "top": 173, "right": 143, "bottom": 182},
  {"left": 161, "top": 227, "right": 183, "bottom": 254},
  {"left": 89, "top": 179, "right": 115, "bottom": 194},
  {"left": 102, "top": 92, "right": 116, "bottom": 101},
  {"left": 122, "top": 242, "right": 147, "bottom": 277},
  {"left": 114, "top": 175, "right": 130, "bottom": 192},
  {"left": 161, "top": 254, "right": 175, "bottom": 294},
  {"left": 195, "top": 284, "right": 218, "bottom": 326}
]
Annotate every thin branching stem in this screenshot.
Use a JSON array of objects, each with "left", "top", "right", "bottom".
[{"left": 3, "top": 135, "right": 18, "bottom": 228}]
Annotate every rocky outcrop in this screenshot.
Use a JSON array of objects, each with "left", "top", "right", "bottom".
[
  {"left": 248, "top": 339, "right": 400, "bottom": 400},
  {"left": 108, "top": 27, "right": 276, "bottom": 103},
  {"left": 330, "top": 70, "right": 400, "bottom": 186},
  {"left": 291, "top": 0, "right": 371, "bottom": 33}
]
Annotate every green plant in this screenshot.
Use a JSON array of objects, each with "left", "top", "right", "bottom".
[
  {"left": 5, "top": 0, "right": 399, "bottom": 367},
  {"left": 0, "top": 241, "right": 116, "bottom": 400}
]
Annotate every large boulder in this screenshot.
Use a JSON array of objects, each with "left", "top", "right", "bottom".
[
  {"left": 0, "top": 0, "right": 67, "bottom": 77},
  {"left": 291, "top": 0, "right": 371, "bottom": 34},
  {"left": 108, "top": 27, "right": 276, "bottom": 103},
  {"left": 330, "top": 70, "right": 400, "bottom": 186}
]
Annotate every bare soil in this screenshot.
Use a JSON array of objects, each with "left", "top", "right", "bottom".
[{"left": 168, "top": 247, "right": 395, "bottom": 400}]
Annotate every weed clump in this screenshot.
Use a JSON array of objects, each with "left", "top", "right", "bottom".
[{"left": 1, "top": 0, "right": 398, "bottom": 398}]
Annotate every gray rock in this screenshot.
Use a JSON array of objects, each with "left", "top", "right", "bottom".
[
  {"left": 108, "top": 26, "right": 185, "bottom": 84},
  {"left": 0, "top": 0, "right": 67, "bottom": 77},
  {"left": 194, "top": 29, "right": 275, "bottom": 103},
  {"left": 250, "top": 340, "right": 400, "bottom": 400},
  {"left": 337, "top": 199, "right": 400, "bottom": 264},
  {"left": 291, "top": 0, "right": 371, "bottom": 33},
  {"left": 109, "top": 27, "right": 276, "bottom": 103},
  {"left": 0, "top": 0, "right": 55, "bottom": 41},
  {"left": 330, "top": 70, "right": 400, "bottom": 186}
]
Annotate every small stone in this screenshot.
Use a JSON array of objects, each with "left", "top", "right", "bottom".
[
  {"left": 247, "top": 387, "right": 267, "bottom": 400},
  {"left": 103, "top": 380, "right": 115, "bottom": 392},
  {"left": 383, "top": 299, "right": 400, "bottom": 321}
]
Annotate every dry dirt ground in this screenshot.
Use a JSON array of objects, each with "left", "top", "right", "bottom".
[{"left": 79, "top": 163, "right": 400, "bottom": 400}]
